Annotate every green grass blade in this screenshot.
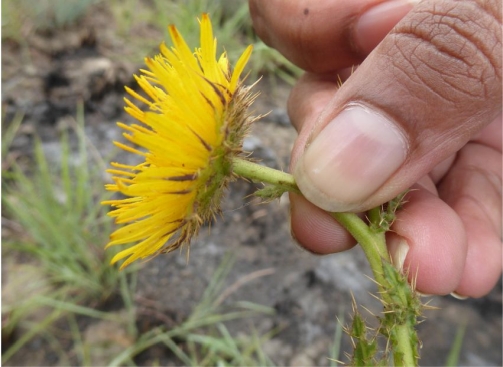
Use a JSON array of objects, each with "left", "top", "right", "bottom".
[
  {"left": 35, "top": 297, "right": 121, "bottom": 321},
  {"left": 74, "top": 101, "right": 90, "bottom": 216},
  {"left": 2, "top": 111, "right": 24, "bottom": 157},
  {"left": 330, "top": 308, "right": 345, "bottom": 367},
  {"left": 158, "top": 333, "right": 194, "bottom": 366},
  {"left": 1, "top": 309, "right": 62, "bottom": 363},
  {"left": 445, "top": 322, "right": 467, "bottom": 367}
]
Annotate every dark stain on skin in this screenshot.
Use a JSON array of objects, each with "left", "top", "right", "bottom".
[{"left": 303, "top": 8, "right": 309, "bottom": 16}]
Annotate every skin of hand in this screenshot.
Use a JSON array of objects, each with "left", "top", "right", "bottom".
[{"left": 249, "top": 0, "right": 502, "bottom": 298}]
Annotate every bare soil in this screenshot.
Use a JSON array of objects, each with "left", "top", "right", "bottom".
[{"left": 2, "top": 5, "right": 501, "bottom": 366}]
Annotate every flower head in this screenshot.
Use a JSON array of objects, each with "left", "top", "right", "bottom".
[{"left": 103, "top": 14, "right": 255, "bottom": 268}]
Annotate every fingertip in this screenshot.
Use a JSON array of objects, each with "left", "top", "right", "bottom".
[
  {"left": 451, "top": 214, "right": 502, "bottom": 298},
  {"left": 438, "top": 143, "right": 502, "bottom": 297},
  {"left": 391, "top": 187, "right": 467, "bottom": 295},
  {"left": 289, "top": 193, "right": 356, "bottom": 254}
]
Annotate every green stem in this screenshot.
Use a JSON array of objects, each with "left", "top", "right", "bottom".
[{"left": 231, "top": 157, "right": 300, "bottom": 194}]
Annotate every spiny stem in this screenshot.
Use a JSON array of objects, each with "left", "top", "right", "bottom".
[
  {"left": 330, "top": 212, "right": 390, "bottom": 298},
  {"left": 367, "top": 206, "right": 382, "bottom": 228}
]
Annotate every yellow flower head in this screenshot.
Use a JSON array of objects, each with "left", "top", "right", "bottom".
[{"left": 103, "top": 14, "right": 255, "bottom": 268}]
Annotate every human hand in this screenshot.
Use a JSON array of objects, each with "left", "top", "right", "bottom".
[{"left": 250, "top": 0, "right": 502, "bottom": 297}]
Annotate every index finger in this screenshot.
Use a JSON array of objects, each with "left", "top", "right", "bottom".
[{"left": 249, "top": 0, "right": 417, "bottom": 72}]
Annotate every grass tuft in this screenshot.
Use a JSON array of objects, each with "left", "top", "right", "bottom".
[{"left": 3, "top": 103, "right": 120, "bottom": 301}]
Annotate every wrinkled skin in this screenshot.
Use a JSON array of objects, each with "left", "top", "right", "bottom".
[{"left": 250, "top": 0, "right": 502, "bottom": 297}]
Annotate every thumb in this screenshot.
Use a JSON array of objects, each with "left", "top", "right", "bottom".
[{"left": 294, "top": 0, "right": 502, "bottom": 212}]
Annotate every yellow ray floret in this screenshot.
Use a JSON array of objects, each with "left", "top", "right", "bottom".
[{"left": 103, "top": 13, "right": 256, "bottom": 268}]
